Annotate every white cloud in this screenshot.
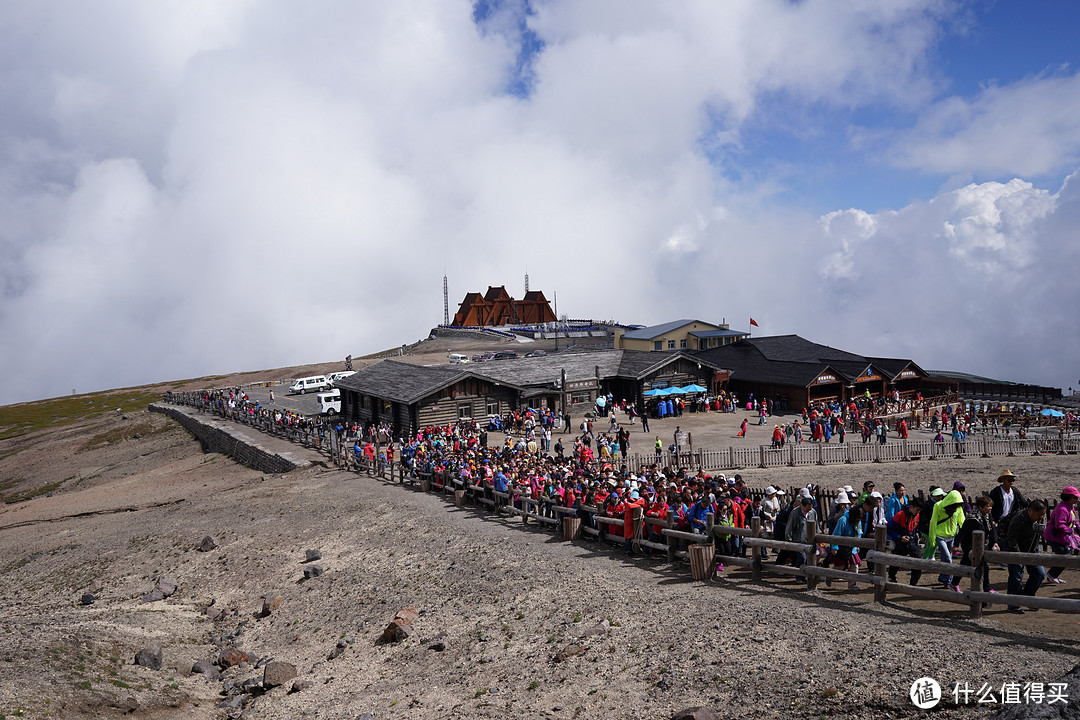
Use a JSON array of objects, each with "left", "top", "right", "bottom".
[
  {"left": 1, "top": 0, "right": 1075, "bottom": 404},
  {"left": 886, "top": 71, "right": 1080, "bottom": 178},
  {"left": 809, "top": 173, "right": 1077, "bottom": 388}
]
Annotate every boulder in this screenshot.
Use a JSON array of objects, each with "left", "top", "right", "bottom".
[
  {"left": 380, "top": 607, "right": 418, "bottom": 643},
  {"left": 303, "top": 564, "right": 324, "bottom": 579},
  {"left": 191, "top": 659, "right": 220, "bottom": 679},
  {"left": 205, "top": 606, "right": 223, "bottom": 621},
  {"left": 581, "top": 619, "right": 610, "bottom": 638},
  {"left": 134, "top": 644, "right": 163, "bottom": 671},
  {"left": 241, "top": 677, "right": 264, "bottom": 694},
  {"left": 260, "top": 594, "right": 283, "bottom": 617},
  {"left": 141, "top": 589, "right": 164, "bottom": 604},
  {"left": 199, "top": 536, "right": 219, "bottom": 552},
  {"left": 89, "top": 579, "right": 104, "bottom": 593},
  {"left": 672, "top": 708, "right": 722, "bottom": 720},
  {"left": 553, "top": 643, "right": 586, "bottom": 662},
  {"left": 289, "top": 679, "right": 314, "bottom": 694},
  {"left": 262, "top": 661, "right": 297, "bottom": 689},
  {"left": 156, "top": 577, "right": 178, "bottom": 598},
  {"left": 304, "top": 549, "right": 322, "bottom": 562},
  {"left": 428, "top": 641, "right": 446, "bottom": 652},
  {"left": 217, "top": 647, "right": 250, "bottom": 669},
  {"left": 80, "top": 593, "right": 96, "bottom": 606}
]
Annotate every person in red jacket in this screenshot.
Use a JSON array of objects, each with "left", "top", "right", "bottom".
[
  {"left": 644, "top": 489, "right": 669, "bottom": 546},
  {"left": 622, "top": 490, "right": 647, "bottom": 556}
]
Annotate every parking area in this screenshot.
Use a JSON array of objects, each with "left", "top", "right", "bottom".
[{"left": 241, "top": 384, "right": 325, "bottom": 417}]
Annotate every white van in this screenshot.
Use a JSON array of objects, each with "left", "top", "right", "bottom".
[
  {"left": 317, "top": 389, "right": 341, "bottom": 415},
  {"left": 327, "top": 370, "right": 356, "bottom": 386},
  {"left": 448, "top": 353, "right": 469, "bottom": 364},
  {"left": 289, "top": 375, "right": 328, "bottom": 394}
]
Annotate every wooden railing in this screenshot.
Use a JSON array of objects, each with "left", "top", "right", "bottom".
[{"left": 358, "top": 463, "right": 1080, "bottom": 617}]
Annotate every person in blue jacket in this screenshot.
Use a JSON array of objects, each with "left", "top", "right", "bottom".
[
  {"left": 689, "top": 494, "right": 713, "bottom": 535},
  {"left": 885, "top": 482, "right": 908, "bottom": 519}
]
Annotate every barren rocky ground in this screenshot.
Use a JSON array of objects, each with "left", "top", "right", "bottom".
[{"left": 2, "top": 366, "right": 1080, "bottom": 719}]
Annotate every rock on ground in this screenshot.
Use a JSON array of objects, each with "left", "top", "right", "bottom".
[
  {"left": 134, "top": 643, "right": 163, "bottom": 671},
  {"left": 263, "top": 661, "right": 297, "bottom": 688}
]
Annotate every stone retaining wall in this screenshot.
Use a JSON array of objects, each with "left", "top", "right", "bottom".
[{"left": 149, "top": 403, "right": 310, "bottom": 474}]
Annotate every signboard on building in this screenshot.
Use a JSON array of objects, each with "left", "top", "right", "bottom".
[
  {"left": 856, "top": 366, "right": 883, "bottom": 383},
  {"left": 813, "top": 373, "right": 838, "bottom": 386},
  {"left": 564, "top": 379, "right": 598, "bottom": 392}
]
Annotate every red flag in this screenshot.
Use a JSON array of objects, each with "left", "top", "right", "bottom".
[{"left": 750, "top": 317, "right": 759, "bottom": 327}]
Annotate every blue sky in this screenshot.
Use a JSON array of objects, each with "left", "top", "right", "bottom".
[{"left": 1, "top": 0, "right": 1079, "bottom": 404}]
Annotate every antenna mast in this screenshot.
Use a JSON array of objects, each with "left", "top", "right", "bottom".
[{"left": 442, "top": 274, "right": 449, "bottom": 326}]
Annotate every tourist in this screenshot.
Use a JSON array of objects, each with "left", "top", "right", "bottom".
[
  {"left": 927, "top": 489, "right": 966, "bottom": 591},
  {"left": 826, "top": 504, "right": 865, "bottom": 588},
  {"left": 990, "top": 470, "right": 1027, "bottom": 527},
  {"left": 621, "top": 490, "right": 646, "bottom": 556},
  {"left": 1005, "top": 500, "right": 1048, "bottom": 613},
  {"left": 885, "top": 483, "right": 908, "bottom": 519},
  {"left": 958, "top": 494, "right": 998, "bottom": 594},
  {"left": 785, "top": 497, "right": 817, "bottom": 570},
  {"left": 826, "top": 492, "right": 851, "bottom": 533},
  {"left": 761, "top": 486, "right": 783, "bottom": 536},
  {"left": 886, "top": 499, "right": 922, "bottom": 585},
  {"left": 1043, "top": 487, "right": 1080, "bottom": 584}
]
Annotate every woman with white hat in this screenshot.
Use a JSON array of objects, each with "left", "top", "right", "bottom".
[
  {"left": 827, "top": 492, "right": 851, "bottom": 533},
  {"left": 762, "top": 486, "right": 783, "bottom": 535}
]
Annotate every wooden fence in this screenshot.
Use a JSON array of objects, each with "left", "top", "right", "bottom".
[
  {"left": 348, "top": 459, "right": 1080, "bottom": 618},
  {"left": 160, "top": 396, "right": 1080, "bottom": 616},
  {"left": 627, "top": 434, "right": 1080, "bottom": 474}
]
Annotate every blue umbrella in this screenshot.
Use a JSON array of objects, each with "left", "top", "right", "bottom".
[
  {"left": 682, "top": 384, "right": 708, "bottom": 393},
  {"left": 643, "top": 388, "right": 664, "bottom": 396},
  {"left": 1041, "top": 408, "right": 1064, "bottom": 417}
]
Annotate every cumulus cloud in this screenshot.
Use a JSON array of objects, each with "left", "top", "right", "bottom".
[
  {"left": 884, "top": 71, "right": 1080, "bottom": 178},
  {"left": 810, "top": 173, "right": 1077, "bottom": 388},
  {"left": 1, "top": 0, "right": 1074, "bottom": 404}
]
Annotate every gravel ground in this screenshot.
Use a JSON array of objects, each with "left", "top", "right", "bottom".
[{"left": 2, "top": 407, "right": 1080, "bottom": 719}]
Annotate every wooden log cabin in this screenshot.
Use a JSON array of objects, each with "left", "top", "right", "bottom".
[{"left": 336, "top": 350, "right": 729, "bottom": 436}]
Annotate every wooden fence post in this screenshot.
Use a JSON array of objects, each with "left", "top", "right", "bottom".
[
  {"left": 805, "top": 520, "right": 820, "bottom": 590},
  {"left": 788, "top": 443, "right": 796, "bottom": 467},
  {"left": 969, "top": 530, "right": 985, "bottom": 619},
  {"left": 873, "top": 525, "right": 888, "bottom": 603},
  {"left": 750, "top": 517, "right": 762, "bottom": 581},
  {"left": 666, "top": 508, "right": 677, "bottom": 563},
  {"left": 759, "top": 445, "right": 766, "bottom": 468}
]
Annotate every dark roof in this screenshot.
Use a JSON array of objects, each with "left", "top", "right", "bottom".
[
  {"left": 335, "top": 361, "right": 472, "bottom": 404},
  {"left": 695, "top": 341, "right": 838, "bottom": 387},
  {"left": 622, "top": 319, "right": 719, "bottom": 340},
  {"left": 695, "top": 335, "right": 927, "bottom": 387},
  {"left": 743, "top": 335, "right": 866, "bottom": 363},
  {"left": 469, "top": 349, "right": 723, "bottom": 388},
  {"left": 339, "top": 351, "right": 728, "bottom": 405}
]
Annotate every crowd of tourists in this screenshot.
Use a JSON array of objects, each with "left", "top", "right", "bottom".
[
  {"left": 165, "top": 387, "right": 1078, "bottom": 614},
  {"left": 393, "top": 411, "right": 1078, "bottom": 615}
]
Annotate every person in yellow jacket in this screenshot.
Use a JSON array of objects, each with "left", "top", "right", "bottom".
[{"left": 926, "top": 489, "right": 966, "bottom": 590}]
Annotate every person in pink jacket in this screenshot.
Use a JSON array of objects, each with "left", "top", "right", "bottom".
[{"left": 1044, "top": 486, "right": 1080, "bottom": 584}]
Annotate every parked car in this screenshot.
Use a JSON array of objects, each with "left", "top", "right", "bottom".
[
  {"left": 523, "top": 350, "right": 548, "bottom": 358},
  {"left": 472, "top": 352, "right": 496, "bottom": 362},
  {"left": 317, "top": 389, "right": 341, "bottom": 415},
  {"left": 326, "top": 371, "right": 356, "bottom": 386},
  {"left": 492, "top": 351, "right": 520, "bottom": 360},
  {"left": 289, "top": 375, "right": 328, "bottom": 394}
]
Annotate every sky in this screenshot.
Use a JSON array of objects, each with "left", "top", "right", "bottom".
[{"left": 2, "top": 0, "right": 1079, "bottom": 405}]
